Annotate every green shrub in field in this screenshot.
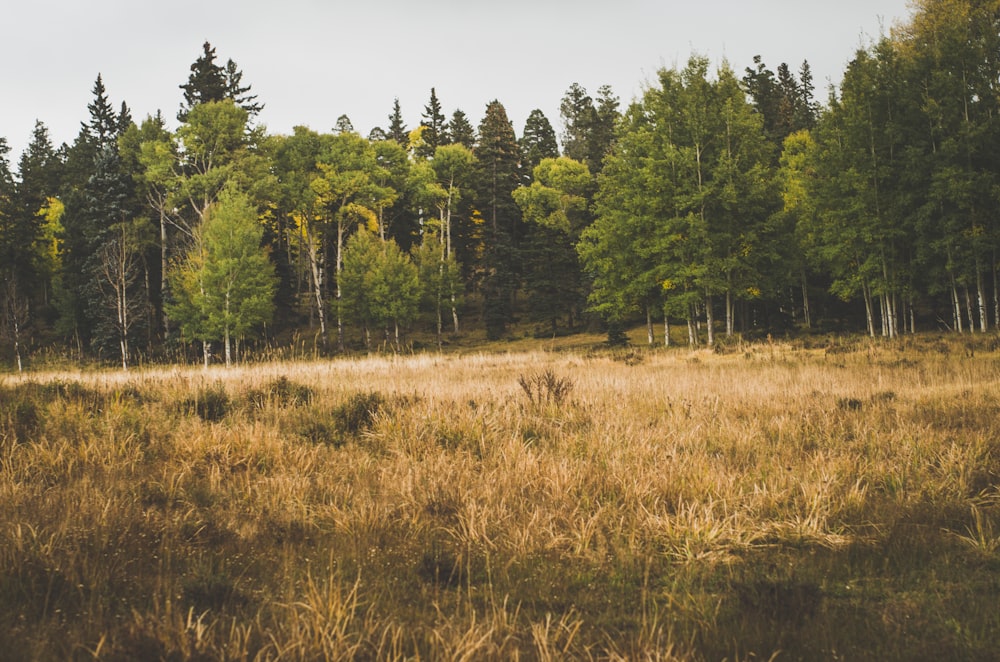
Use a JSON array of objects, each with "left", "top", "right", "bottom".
[
  {"left": 332, "top": 391, "right": 386, "bottom": 436},
  {"left": 290, "top": 391, "right": 387, "bottom": 447},
  {"left": 179, "top": 381, "right": 230, "bottom": 422},
  {"left": 245, "top": 375, "right": 314, "bottom": 410},
  {"left": 0, "top": 391, "right": 42, "bottom": 442}
]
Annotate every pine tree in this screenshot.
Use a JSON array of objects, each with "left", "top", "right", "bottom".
[
  {"left": 559, "top": 83, "right": 596, "bottom": 164},
  {"left": 447, "top": 110, "right": 476, "bottom": 148},
  {"left": 520, "top": 109, "right": 559, "bottom": 178},
  {"left": 62, "top": 145, "right": 137, "bottom": 353},
  {"left": 474, "top": 101, "right": 522, "bottom": 339},
  {"left": 416, "top": 88, "right": 449, "bottom": 159},
  {"left": 589, "top": 85, "right": 620, "bottom": 174},
  {"left": 179, "top": 41, "right": 261, "bottom": 121},
  {"left": 387, "top": 98, "right": 408, "bottom": 146},
  {"left": 13, "top": 122, "right": 63, "bottom": 319},
  {"left": 85, "top": 75, "right": 119, "bottom": 150}
]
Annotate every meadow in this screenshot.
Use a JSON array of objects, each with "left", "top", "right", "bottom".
[{"left": 1, "top": 334, "right": 999, "bottom": 660}]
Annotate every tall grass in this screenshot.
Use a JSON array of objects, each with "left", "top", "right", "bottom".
[{"left": 0, "top": 337, "right": 998, "bottom": 659}]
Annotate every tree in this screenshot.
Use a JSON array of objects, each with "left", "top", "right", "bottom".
[
  {"left": 419, "top": 143, "right": 476, "bottom": 333},
  {"left": 168, "top": 186, "right": 275, "bottom": 366},
  {"left": 174, "top": 100, "right": 272, "bottom": 227},
  {"left": 520, "top": 109, "right": 559, "bottom": 178},
  {"left": 61, "top": 144, "right": 139, "bottom": 354},
  {"left": 387, "top": 98, "right": 408, "bottom": 146},
  {"left": 474, "top": 101, "right": 522, "bottom": 339},
  {"left": 11, "top": 122, "right": 64, "bottom": 340},
  {"left": 312, "top": 132, "right": 394, "bottom": 350},
  {"left": 416, "top": 88, "right": 449, "bottom": 159},
  {"left": 560, "top": 83, "right": 596, "bottom": 165},
  {"left": 514, "top": 157, "right": 592, "bottom": 332},
  {"left": 272, "top": 127, "right": 327, "bottom": 342},
  {"left": 447, "top": 110, "right": 476, "bottom": 148},
  {"left": 335, "top": 115, "right": 355, "bottom": 134},
  {"left": 341, "top": 228, "right": 420, "bottom": 350},
  {"left": 122, "top": 112, "right": 180, "bottom": 338},
  {"left": 582, "top": 58, "right": 776, "bottom": 346},
  {"left": 412, "top": 232, "right": 461, "bottom": 347},
  {"left": 178, "top": 41, "right": 262, "bottom": 121},
  {"left": 97, "top": 219, "right": 144, "bottom": 369},
  {"left": 0, "top": 139, "right": 28, "bottom": 370}
]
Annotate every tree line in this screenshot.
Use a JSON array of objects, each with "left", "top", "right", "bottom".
[{"left": 0, "top": 0, "right": 998, "bottom": 368}]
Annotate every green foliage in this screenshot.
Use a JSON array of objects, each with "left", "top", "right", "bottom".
[
  {"left": 331, "top": 390, "right": 385, "bottom": 437},
  {"left": 167, "top": 186, "right": 276, "bottom": 364},
  {"left": 178, "top": 41, "right": 262, "bottom": 121},
  {"left": 244, "top": 375, "right": 314, "bottom": 410},
  {"left": 416, "top": 88, "right": 449, "bottom": 159},
  {"left": 179, "top": 381, "right": 230, "bottom": 422},
  {"left": 340, "top": 228, "right": 420, "bottom": 346},
  {"left": 520, "top": 109, "right": 559, "bottom": 174},
  {"left": 475, "top": 101, "right": 522, "bottom": 340}
]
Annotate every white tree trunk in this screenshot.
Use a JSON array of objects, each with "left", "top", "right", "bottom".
[{"left": 705, "top": 294, "right": 715, "bottom": 346}]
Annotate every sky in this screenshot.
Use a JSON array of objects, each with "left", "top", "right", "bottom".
[{"left": 2, "top": 0, "right": 913, "bottom": 163}]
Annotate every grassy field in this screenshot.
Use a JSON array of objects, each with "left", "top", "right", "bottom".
[{"left": 1, "top": 335, "right": 999, "bottom": 660}]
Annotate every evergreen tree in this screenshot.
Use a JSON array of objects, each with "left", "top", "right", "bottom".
[
  {"left": 85, "top": 75, "right": 119, "bottom": 150},
  {"left": 559, "top": 83, "right": 596, "bottom": 164},
  {"left": 416, "top": 88, "right": 449, "bottom": 159},
  {"left": 474, "top": 101, "right": 522, "bottom": 339},
  {"left": 335, "top": 114, "right": 355, "bottom": 134},
  {"left": 61, "top": 145, "right": 136, "bottom": 353},
  {"left": 514, "top": 157, "right": 592, "bottom": 332},
  {"left": 387, "top": 98, "right": 408, "bottom": 146},
  {"left": 520, "top": 109, "right": 559, "bottom": 178},
  {"left": 447, "top": 109, "right": 476, "bottom": 148},
  {"left": 178, "top": 41, "right": 262, "bottom": 121},
  {"left": 12, "top": 122, "right": 63, "bottom": 323},
  {"left": 589, "top": 85, "right": 620, "bottom": 173}
]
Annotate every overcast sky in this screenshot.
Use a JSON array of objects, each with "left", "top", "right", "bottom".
[{"left": 2, "top": 0, "right": 912, "bottom": 162}]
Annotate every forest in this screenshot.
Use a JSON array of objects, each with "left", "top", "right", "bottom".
[{"left": 1, "top": 0, "right": 999, "bottom": 369}]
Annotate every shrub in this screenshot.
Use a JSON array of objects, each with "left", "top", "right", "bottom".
[
  {"left": 332, "top": 391, "right": 386, "bottom": 436},
  {"left": 517, "top": 369, "right": 574, "bottom": 407},
  {"left": 245, "top": 375, "right": 314, "bottom": 410},
  {"left": 180, "top": 382, "right": 230, "bottom": 422}
]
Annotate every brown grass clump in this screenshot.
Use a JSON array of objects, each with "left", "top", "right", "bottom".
[{"left": 0, "top": 339, "right": 999, "bottom": 659}]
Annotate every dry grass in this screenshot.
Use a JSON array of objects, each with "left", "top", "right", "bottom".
[{"left": 1, "top": 336, "right": 999, "bottom": 659}]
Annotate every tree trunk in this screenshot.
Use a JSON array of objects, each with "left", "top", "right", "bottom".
[
  {"left": 965, "top": 287, "right": 975, "bottom": 334},
  {"left": 952, "top": 279, "right": 963, "bottom": 334},
  {"left": 307, "top": 240, "right": 327, "bottom": 345},
  {"left": 801, "top": 269, "right": 812, "bottom": 329},
  {"left": 725, "top": 287, "right": 734, "bottom": 337},
  {"left": 160, "top": 209, "right": 170, "bottom": 340},
  {"left": 705, "top": 293, "right": 715, "bottom": 346},
  {"left": 862, "top": 281, "right": 875, "bottom": 338},
  {"left": 976, "top": 264, "right": 987, "bottom": 332},
  {"left": 336, "top": 220, "right": 345, "bottom": 352},
  {"left": 993, "top": 252, "right": 999, "bottom": 331},
  {"left": 646, "top": 306, "right": 654, "bottom": 346},
  {"left": 13, "top": 318, "right": 22, "bottom": 373},
  {"left": 203, "top": 340, "right": 210, "bottom": 369},
  {"left": 664, "top": 316, "right": 670, "bottom": 347},
  {"left": 687, "top": 308, "right": 697, "bottom": 347}
]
